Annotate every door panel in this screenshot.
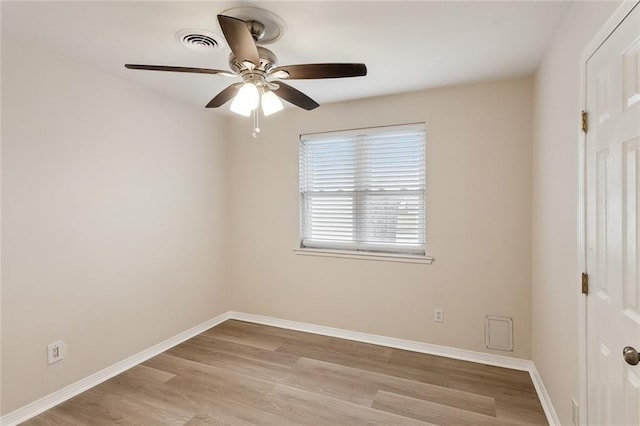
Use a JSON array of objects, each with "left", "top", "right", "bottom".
[
  {"left": 586, "top": 3, "right": 640, "bottom": 425},
  {"left": 596, "top": 148, "right": 610, "bottom": 299},
  {"left": 624, "top": 367, "right": 640, "bottom": 425},
  {"left": 623, "top": 139, "right": 640, "bottom": 320}
]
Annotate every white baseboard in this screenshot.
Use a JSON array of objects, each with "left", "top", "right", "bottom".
[
  {"left": 2, "top": 310, "right": 559, "bottom": 426},
  {"left": 0, "top": 312, "right": 232, "bottom": 426},
  {"left": 228, "top": 311, "right": 560, "bottom": 425},
  {"left": 529, "top": 363, "right": 562, "bottom": 426}
]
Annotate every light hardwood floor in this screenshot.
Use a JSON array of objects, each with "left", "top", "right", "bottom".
[{"left": 24, "top": 320, "right": 548, "bottom": 425}]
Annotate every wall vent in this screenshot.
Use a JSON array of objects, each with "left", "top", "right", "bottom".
[{"left": 485, "top": 315, "right": 513, "bottom": 351}]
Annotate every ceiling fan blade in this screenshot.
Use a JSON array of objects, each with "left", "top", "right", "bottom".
[
  {"left": 217, "top": 15, "right": 260, "bottom": 67},
  {"left": 125, "top": 64, "right": 235, "bottom": 76},
  {"left": 273, "top": 82, "right": 320, "bottom": 111},
  {"left": 271, "top": 63, "right": 367, "bottom": 80},
  {"left": 206, "top": 84, "right": 239, "bottom": 108}
]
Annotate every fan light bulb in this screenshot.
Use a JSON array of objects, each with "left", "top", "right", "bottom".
[
  {"left": 261, "top": 90, "right": 284, "bottom": 116},
  {"left": 230, "top": 82, "right": 259, "bottom": 116}
]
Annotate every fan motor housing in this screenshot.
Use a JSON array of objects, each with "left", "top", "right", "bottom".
[{"left": 229, "top": 46, "right": 277, "bottom": 73}]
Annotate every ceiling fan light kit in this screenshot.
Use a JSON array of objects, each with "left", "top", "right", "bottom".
[
  {"left": 125, "top": 7, "right": 367, "bottom": 136},
  {"left": 261, "top": 89, "right": 284, "bottom": 116},
  {"left": 230, "top": 82, "right": 259, "bottom": 116}
]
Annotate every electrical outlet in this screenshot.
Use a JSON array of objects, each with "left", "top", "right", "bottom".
[
  {"left": 47, "top": 340, "right": 66, "bottom": 364},
  {"left": 571, "top": 397, "right": 579, "bottom": 425},
  {"left": 434, "top": 309, "right": 443, "bottom": 322}
]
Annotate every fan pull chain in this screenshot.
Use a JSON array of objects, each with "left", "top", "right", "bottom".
[{"left": 252, "top": 109, "right": 261, "bottom": 138}]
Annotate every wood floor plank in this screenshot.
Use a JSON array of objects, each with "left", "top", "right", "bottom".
[
  {"left": 494, "top": 397, "right": 549, "bottom": 425},
  {"left": 188, "top": 333, "right": 298, "bottom": 366},
  {"left": 448, "top": 369, "right": 538, "bottom": 394},
  {"left": 201, "top": 325, "right": 282, "bottom": 351},
  {"left": 57, "top": 391, "right": 161, "bottom": 425},
  {"left": 145, "top": 353, "right": 278, "bottom": 400},
  {"left": 284, "top": 357, "right": 497, "bottom": 416},
  {"left": 283, "top": 357, "right": 379, "bottom": 406},
  {"left": 122, "top": 363, "right": 176, "bottom": 383},
  {"left": 274, "top": 337, "right": 457, "bottom": 389},
  {"left": 91, "top": 369, "right": 197, "bottom": 423},
  {"left": 447, "top": 372, "right": 540, "bottom": 399},
  {"left": 372, "top": 390, "right": 513, "bottom": 426},
  {"left": 263, "top": 384, "right": 435, "bottom": 425},
  {"left": 165, "top": 340, "right": 293, "bottom": 383},
  {"left": 25, "top": 385, "right": 193, "bottom": 426},
  {"left": 276, "top": 335, "right": 395, "bottom": 364},
  {"left": 183, "top": 411, "right": 296, "bottom": 426},
  {"left": 144, "top": 354, "right": 294, "bottom": 425},
  {"left": 20, "top": 407, "right": 82, "bottom": 425},
  {"left": 223, "top": 320, "right": 397, "bottom": 364},
  {"left": 24, "top": 320, "right": 548, "bottom": 425}
]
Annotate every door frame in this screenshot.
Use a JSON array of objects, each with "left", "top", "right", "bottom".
[{"left": 578, "top": 2, "right": 640, "bottom": 424}]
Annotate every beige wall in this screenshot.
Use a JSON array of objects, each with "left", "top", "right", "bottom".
[
  {"left": 1, "top": 39, "right": 230, "bottom": 413},
  {"left": 531, "top": 1, "right": 621, "bottom": 424},
  {"left": 227, "top": 77, "right": 534, "bottom": 358},
  {"left": 7, "top": 2, "right": 621, "bottom": 414}
]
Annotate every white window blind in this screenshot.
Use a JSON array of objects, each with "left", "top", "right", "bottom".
[{"left": 299, "top": 123, "right": 426, "bottom": 255}]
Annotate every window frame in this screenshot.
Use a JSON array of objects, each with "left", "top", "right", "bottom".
[{"left": 296, "top": 123, "right": 433, "bottom": 264}]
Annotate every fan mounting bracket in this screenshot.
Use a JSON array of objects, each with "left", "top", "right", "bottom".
[
  {"left": 220, "top": 6, "right": 286, "bottom": 45},
  {"left": 244, "top": 20, "right": 266, "bottom": 41}
]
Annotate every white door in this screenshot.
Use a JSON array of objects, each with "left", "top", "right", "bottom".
[{"left": 586, "top": 3, "right": 640, "bottom": 425}]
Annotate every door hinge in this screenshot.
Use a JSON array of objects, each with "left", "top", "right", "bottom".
[
  {"left": 581, "top": 272, "right": 589, "bottom": 295},
  {"left": 581, "top": 110, "right": 588, "bottom": 133}
]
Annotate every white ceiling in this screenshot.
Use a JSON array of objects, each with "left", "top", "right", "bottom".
[{"left": 1, "top": 1, "right": 572, "bottom": 114}]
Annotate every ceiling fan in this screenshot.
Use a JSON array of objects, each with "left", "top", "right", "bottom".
[{"left": 125, "top": 11, "right": 367, "bottom": 118}]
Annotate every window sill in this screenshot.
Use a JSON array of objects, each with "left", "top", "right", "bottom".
[{"left": 293, "top": 248, "right": 434, "bottom": 264}]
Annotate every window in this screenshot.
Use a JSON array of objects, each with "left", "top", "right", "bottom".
[{"left": 299, "top": 123, "right": 426, "bottom": 257}]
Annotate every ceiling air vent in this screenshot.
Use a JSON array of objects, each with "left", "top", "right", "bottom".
[{"left": 176, "top": 29, "right": 224, "bottom": 51}]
